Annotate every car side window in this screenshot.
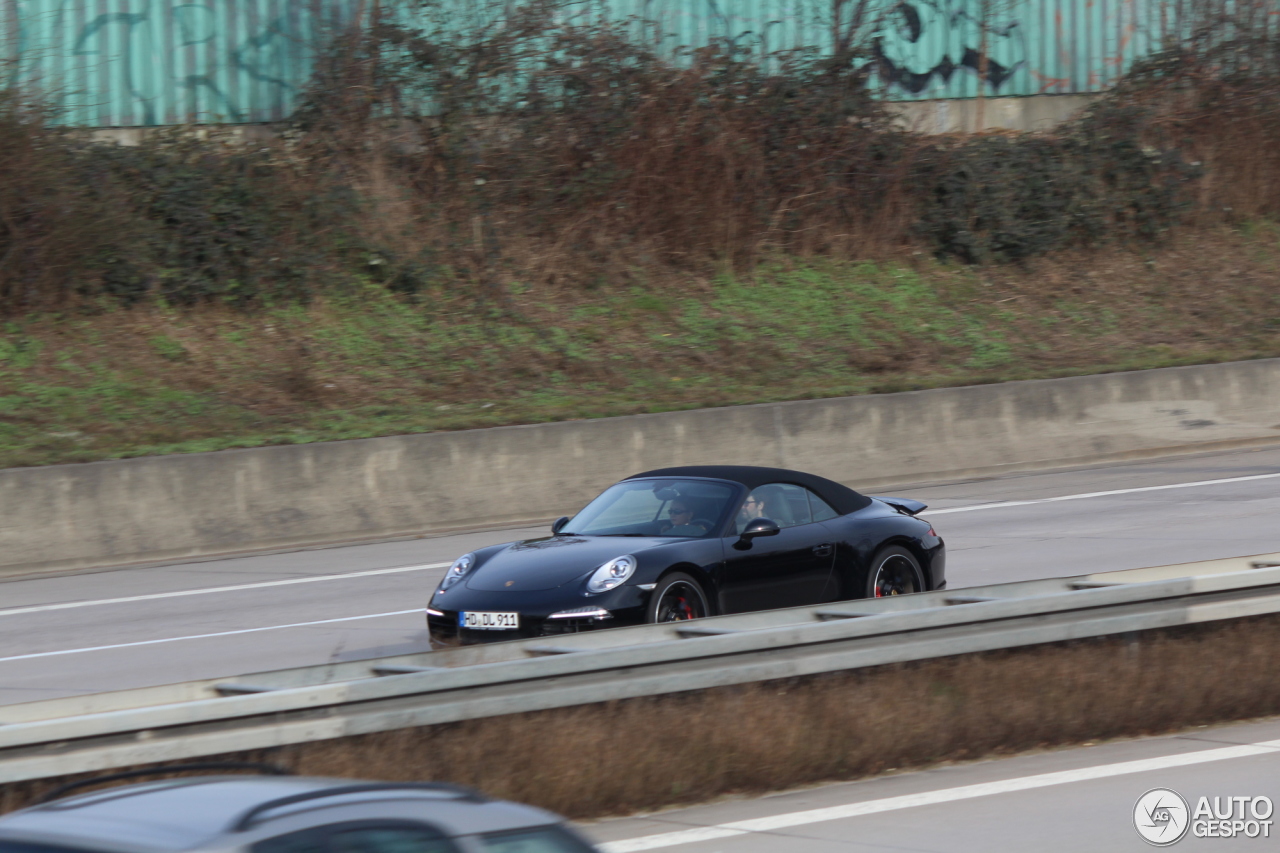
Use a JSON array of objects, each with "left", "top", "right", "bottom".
[
  {"left": 329, "top": 828, "right": 456, "bottom": 853},
  {"left": 751, "top": 483, "right": 812, "bottom": 529},
  {"left": 807, "top": 490, "right": 839, "bottom": 522},
  {"left": 254, "top": 824, "right": 458, "bottom": 853},
  {"left": 0, "top": 843, "right": 109, "bottom": 853},
  {"left": 479, "top": 826, "right": 598, "bottom": 853}
]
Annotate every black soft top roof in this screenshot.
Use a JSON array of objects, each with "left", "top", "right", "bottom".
[{"left": 625, "top": 465, "right": 872, "bottom": 516}]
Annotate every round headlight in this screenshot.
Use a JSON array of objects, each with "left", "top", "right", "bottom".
[
  {"left": 587, "top": 555, "right": 637, "bottom": 593},
  {"left": 440, "top": 553, "right": 475, "bottom": 590}
]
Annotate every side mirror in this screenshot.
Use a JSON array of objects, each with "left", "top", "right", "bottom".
[
  {"left": 742, "top": 517, "right": 780, "bottom": 537},
  {"left": 551, "top": 516, "right": 570, "bottom": 534},
  {"left": 735, "top": 517, "right": 780, "bottom": 548}
]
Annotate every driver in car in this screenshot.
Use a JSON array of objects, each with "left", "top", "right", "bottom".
[{"left": 662, "top": 498, "right": 708, "bottom": 536}]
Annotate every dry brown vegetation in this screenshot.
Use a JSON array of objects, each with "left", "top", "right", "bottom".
[
  {"left": 6, "top": 614, "right": 1280, "bottom": 819},
  {"left": 1, "top": 1, "right": 1279, "bottom": 310},
  {"left": 286, "top": 0, "right": 1280, "bottom": 281}
]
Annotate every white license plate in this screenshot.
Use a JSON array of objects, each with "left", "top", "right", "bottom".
[{"left": 459, "top": 611, "right": 520, "bottom": 630}]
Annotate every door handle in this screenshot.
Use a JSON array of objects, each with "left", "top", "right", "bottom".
[{"left": 812, "top": 543, "right": 833, "bottom": 557}]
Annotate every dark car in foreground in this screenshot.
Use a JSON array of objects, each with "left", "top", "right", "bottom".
[
  {"left": 0, "top": 768, "right": 598, "bottom": 853},
  {"left": 427, "top": 465, "right": 945, "bottom": 644}
]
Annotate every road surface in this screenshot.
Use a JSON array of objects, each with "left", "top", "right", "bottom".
[{"left": 3, "top": 445, "right": 1279, "bottom": 705}]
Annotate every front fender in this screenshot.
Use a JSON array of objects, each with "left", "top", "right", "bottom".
[{"left": 629, "top": 540, "right": 725, "bottom": 614}]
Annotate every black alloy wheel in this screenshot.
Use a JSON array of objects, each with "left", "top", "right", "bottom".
[
  {"left": 647, "top": 572, "right": 710, "bottom": 623},
  {"left": 865, "top": 546, "right": 925, "bottom": 599}
]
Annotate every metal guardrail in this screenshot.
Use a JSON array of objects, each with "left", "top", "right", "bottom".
[{"left": 2, "top": 553, "right": 1279, "bottom": 785}]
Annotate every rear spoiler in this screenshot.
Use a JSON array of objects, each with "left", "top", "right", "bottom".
[{"left": 871, "top": 496, "right": 928, "bottom": 516}]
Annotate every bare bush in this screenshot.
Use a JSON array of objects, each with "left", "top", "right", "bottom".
[
  {"left": 1113, "top": 0, "right": 1280, "bottom": 225},
  {"left": 293, "top": 1, "right": 915, "bottom": 285},
  {"left": 0, "top": 97, "right": 127, "bottom": 312},
  {"left": 293, "top": 0, "right": 1280, "bottom": 275}
]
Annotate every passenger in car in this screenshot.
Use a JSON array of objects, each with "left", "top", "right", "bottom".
[{"left": 735, "top": 493, "right": 767, "bottom": 533}]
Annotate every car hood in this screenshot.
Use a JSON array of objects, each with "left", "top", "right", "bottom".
[{"left": 465, "top": 535, "right": 677, "bottom": 591}]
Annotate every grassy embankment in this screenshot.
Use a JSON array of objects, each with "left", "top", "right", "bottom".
[{"left": 2, "top": 224, "right": 1279, "bottom": 470}]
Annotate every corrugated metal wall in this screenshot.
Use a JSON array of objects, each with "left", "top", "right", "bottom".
[
  {"left": 862, "top": 0, "right": 1280, "bottom": 99},
  {"left": 2, "top": 1, "right": 1275, "bottom": 127},
  {"left": 866, "top": 0, "right": 1179, "bottom": 99},
  {"left": 2, "top": 0, "right": 360, "bottom": 126},
  {"left": 603, "top": 0, "right": 1201, "bottom": 99}
]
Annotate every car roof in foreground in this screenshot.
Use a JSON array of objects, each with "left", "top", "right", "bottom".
[
  {"left": 625, "top": 465, "right": 872, "bottom": 515},
  {"left": 0, "top": 777, "right": 560, "bottom": 853}
]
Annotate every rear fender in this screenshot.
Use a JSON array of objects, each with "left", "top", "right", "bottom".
[{"left": 860, "top": 534, "right": 937, "bottom": 593}]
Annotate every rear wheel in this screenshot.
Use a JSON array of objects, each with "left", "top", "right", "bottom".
[
  {"left": 646, "top": 572, "right": 710, "bottom": 623},
  {"left": 865, "top": 546, "right": 925, "bottom": 598}
]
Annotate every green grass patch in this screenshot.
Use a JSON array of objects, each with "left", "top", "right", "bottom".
[{"left": 0, "top": 228, "right": 1278, "bottom": 469}]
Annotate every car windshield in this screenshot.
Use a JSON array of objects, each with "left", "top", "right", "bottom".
[{"left": 563, "top": 479, "right": 736, "bottom": 538}]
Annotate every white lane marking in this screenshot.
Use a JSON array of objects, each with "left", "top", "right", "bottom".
[
  {"left": 0, "top": 610, "right": 425, "bottom": 664},
  {"left": 0, "top": 562, "right": 450, "bottom": 619},
  {"left": 599, "top": 737, "right": 1280, "bottom": 852},
  {"left": 925, "top": 472, "right": 1280, "bottom": 516}
]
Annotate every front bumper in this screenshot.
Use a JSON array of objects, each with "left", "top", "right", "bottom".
[{"left": 426, "top": 584, "right": 649, "bottom": 645}]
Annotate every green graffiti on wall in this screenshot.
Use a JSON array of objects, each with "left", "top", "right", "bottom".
[
  {"left": 871, "top": 1, "right": 1026, "bottom": 94},
  {"left": 10, "top": 0, "right": 348, "bottom": 126}
]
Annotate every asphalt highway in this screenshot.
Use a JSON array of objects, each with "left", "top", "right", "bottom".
[
  {"left": 2, "top": 445, "right": 1280, "bottom": 705},
  {"left": 583, "top": 716, "right": 1280, "bottom": 852}
]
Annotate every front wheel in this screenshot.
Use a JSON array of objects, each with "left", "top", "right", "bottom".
[
  {"left": 646, "top": 572, "right": 710, "bottom": 623},
  {"left": 864, "top": 546, "right": 925, "bottom": 598}
]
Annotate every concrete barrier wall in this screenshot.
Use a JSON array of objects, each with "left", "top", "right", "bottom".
[
  {"left": 887, "top": 93, "right": 1099, "bottom": 134},
  {"left": 5, "top": 359, "right": 1280, "bottom": 576}
]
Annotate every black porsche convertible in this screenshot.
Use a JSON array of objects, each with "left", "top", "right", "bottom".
[{"left": 426, "top": 465, "right": 945, "bottom": 644}]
